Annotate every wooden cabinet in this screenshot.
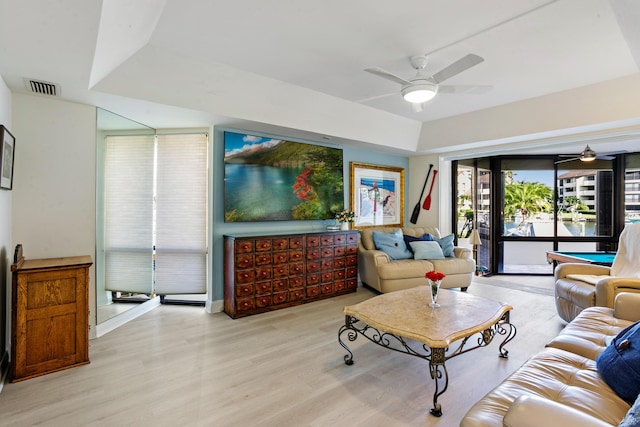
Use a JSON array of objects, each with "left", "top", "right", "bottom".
[
  {"left": 11, "top": 252, "right": 93, "bottom": 382},
  {"left": 224, "top": 231, "right": 358, "bottom": 318}
]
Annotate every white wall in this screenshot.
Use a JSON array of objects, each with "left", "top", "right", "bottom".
[
  {"left": 0, "top": 76, "right": 12, "bottom": 384},
  {"left": 12, "top": 93, "right": 97, "bottom": 336},
  {"left": 418, "top": 74, "right": 640, "bottom": 152}
]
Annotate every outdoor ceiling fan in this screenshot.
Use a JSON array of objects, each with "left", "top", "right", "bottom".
[
  {"left": 555, "top": 144, "right": 624, "bottom": 164},
  {"left": 363, "top": 53, "right": 491, "bottom": 112}
]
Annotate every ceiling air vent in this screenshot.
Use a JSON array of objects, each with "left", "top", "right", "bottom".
[{"left": 23, "top": 78, "right": 60, "bottom": 96}]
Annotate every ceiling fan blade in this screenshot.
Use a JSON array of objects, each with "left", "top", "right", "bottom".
[
  {"left": 438, "top": 85, "right": 492, "bottom": 94},
  {"left": 597, "top": 155, "right": 614, "bottom": 160},
  {"left": 555, "top": 157, "right": 580, "bottom": 164},
  {"left": 431, "top": 54, "right": 484, "bottom": 84},
  {"left": 357, "top": 92, "right": 398, "bottom": 103},
  {"left": 364, "top": 67, "right": 413, "bottom": 85}
]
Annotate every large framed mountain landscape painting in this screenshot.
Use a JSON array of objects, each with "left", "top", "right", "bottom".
[{"left": 224, "top": 131, "right": 344, "bottom": 222}]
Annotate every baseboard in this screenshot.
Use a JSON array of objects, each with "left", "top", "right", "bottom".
[
  {"left": 0, "top": 350, "right": 9, "bottom": 393},
  {"left": 206, "top": 299, "right": 223, "bottom": 314},
  {"left": 95, "top": 297, "right": 161, "bottom": 338}
]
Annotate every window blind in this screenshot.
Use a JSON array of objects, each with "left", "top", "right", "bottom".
[
  {"left": 154, "top": 133, "right": 208, "bottom": 294},
  {"left": 104, "top": 135, "right": 154, "bottom": 293}
]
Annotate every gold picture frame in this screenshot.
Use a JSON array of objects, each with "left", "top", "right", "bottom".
[{"left": 350, "top": 162, "right": 404, "bottom": 229}]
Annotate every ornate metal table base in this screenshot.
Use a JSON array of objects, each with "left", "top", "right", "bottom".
[{"left": 338, "top": 311, "right": 516, "bottom": 417}]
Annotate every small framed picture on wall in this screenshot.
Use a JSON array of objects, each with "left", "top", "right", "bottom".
[
  {"left": 350, "top": 162, "right": 404, "bottom": 229},
  {"left": 0, "top": 125, "right": 15, "bottom": 190}
]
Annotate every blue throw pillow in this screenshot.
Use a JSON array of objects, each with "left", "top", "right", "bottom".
[
  {"left": 428, "top": 233, "right": 455, "bottom": 257},
  {"left": 596, "top": 320, "right": 640, "bottom": 403},
  {"left": 403, "top": 233, "right": 433, "bottom": 253},
  {"left": 619, "top": 393, "right": 640, "bottom": 427},
  {"left": 410, "top": 241, "right": 444, "bottom": 260},
  {"left": 372, "top": 229, "right": 413, "bottom": 260}
]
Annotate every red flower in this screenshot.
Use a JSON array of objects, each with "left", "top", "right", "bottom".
[{"left": 425, "top": 270, "right": 446, "bottom": 281}]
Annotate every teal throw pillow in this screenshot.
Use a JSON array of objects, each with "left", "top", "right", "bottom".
[
  {"left": 372, "top": 229, "right": 413, "bottom": 260},
  {"left": 428, "top": 233, "right": 455, "bottom": 257},
  {"left": 410, "top": 241, "right": 444, "bottom": 260}
]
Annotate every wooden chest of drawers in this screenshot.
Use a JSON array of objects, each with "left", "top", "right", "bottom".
[{"left": 224, "top": 231, "right": 358, "bottom": 318}]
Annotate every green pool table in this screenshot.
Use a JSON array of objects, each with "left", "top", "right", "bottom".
[{"left": 546, "top": 251, "right": 616, "bottom": 267}]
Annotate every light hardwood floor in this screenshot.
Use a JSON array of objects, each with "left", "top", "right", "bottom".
[{"left": 0, "top": 275, "right": 564, "bottom": 427}]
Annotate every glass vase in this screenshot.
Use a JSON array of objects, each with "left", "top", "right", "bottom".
[{"left": 428, "top": 279, "right": 442, "bottom": 308}]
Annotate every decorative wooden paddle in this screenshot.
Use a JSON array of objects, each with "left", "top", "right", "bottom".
[
  {"left": 423, "top": 169, "right": 438, "bottom": 210},
  {"left": 410, "top": 164, "right": 433, "bottom": 224}
]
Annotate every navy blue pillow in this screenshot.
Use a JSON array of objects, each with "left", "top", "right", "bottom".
[
  {"left": 596, "top": 320, "right": 640, "bottom": 403},
  {"left": 428, "top": 233, "right": 455, "bottom": 257},
  {"left": 372, "top": 229, "right": 413, "bottom": 260},
  {"left": 403, "top": 233, "right": 433, "bottom": 253}
]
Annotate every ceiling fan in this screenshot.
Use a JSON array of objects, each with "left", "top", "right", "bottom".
[
  {"left": 555, "top": 144, "right": 624, "bottom": 164},
  {"left": 363, "top": 53, "right": 490, "bottom": 112}
]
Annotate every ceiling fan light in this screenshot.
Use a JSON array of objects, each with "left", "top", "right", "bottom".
[
  {"left": 580, "top": 145, "right": 597, "bottom": 162},
  {"left": 402, "top": 83, "right": 437, "bottom": 103}
]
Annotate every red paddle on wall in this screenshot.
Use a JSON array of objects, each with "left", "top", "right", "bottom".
[
  {"left": 423, "top": 169, "right": 438, "bottom": 210},
  {"left": 410, "top": 164, "right": 433, "bottom": 224}
]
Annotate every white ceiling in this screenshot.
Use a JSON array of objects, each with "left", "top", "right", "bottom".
[{"left": 1, "top": 0, "right": 640, "bottom": 157}]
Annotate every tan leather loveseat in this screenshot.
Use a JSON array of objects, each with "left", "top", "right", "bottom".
[
  {"left": 357, "top": 226, "right": 475, "bottom": 293},
  {"left": 461, "top": 292, "right": 640, "bottom": 427}
]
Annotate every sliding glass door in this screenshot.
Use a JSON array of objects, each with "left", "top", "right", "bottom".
[
  {"left": 454, "top": 159, "right": 491, "bottom": 274},
  {"left": 453, "top": 153, "right": 623, "bottom": 276},
  {"left": 556, "top": 158, "right": 614, "bottom": 253},
  {"left": 476, "top": 160, "right": 491, "bottom": 274},
  {"left": 625, "top": 154, "right": 640, "bottom": 223},
  {"left": 499, "top": 158, "right": 555, "bottom": 273}
]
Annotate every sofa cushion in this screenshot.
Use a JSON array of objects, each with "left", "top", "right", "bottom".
[
  {"left": 410, "top": 241, "right": 444, "bottom": 260},
  {"left": 547, "top": 306, "right": 632, "bottom": 361},
  {"left": 596, "top": 320, "right": 640, "bottom": 403},
  {"left": 565, "top": 273, "right": 610, "bottom": 285},
  {"left": 372, "top": 229, "right": 413, "bottom": 260},
  {"left": 619, "top": 393, "right": 640, "bottom": 427},
  {"left": 377, "top": 259, "right": 435, "bottom": 280},
  {"left": 503, "top": 395, "right": 615, "bottom": 427},
  {"left": 428, "top": 233, "right": 455, "bottom": 257},
  {"left": 429, "top": 256, "right": 475, "bottom": 275},
  {"left": 460, "top": 347, "right": 631, "bottom": 427}
]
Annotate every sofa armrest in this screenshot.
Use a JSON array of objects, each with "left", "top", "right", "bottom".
[
  {"left": 614, "top": 292, "right": 640, "bottom": 322},
  {"left": 358, "top": 247, "right": 390, "bottom": 266},
  {"left": 503, "top": 395, "right": 614, "bottom": 427},
  {"left": 554, "top": 262, "right": 611, "bottom": 279},
  {"left": 595, "top": 278, "right": 640, "bottom": 308},
  {"left": 357, "top": 245, "right": 391, "bottom": 291},
  {"left": 453, "top": 246, "right": 471, "bottom": 259}
]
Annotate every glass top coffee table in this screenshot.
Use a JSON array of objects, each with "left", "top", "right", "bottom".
[{"left": 338, "top": 287, "right": 516, "bottom": 417}]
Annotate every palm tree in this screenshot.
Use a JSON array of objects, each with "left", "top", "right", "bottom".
[{"left": 504, "top": 181, "right": 553, "bottom": 224}]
